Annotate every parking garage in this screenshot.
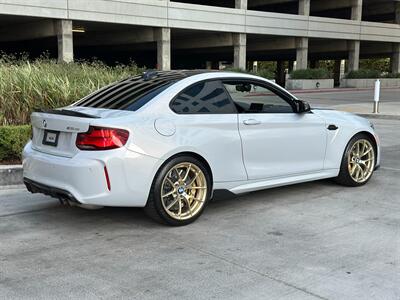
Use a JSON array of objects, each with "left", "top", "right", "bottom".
[{"left": 0, "top": 0, "right": 400, "bottom": 86}]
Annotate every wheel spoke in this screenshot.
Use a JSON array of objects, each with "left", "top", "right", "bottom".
[
  {"left": 162, "top": 189, "right": 175, "bottom": 198},
  {"left": 189, "top": 186, "right": 206, "bottom": 190},
  {"left": 193, "top": 197, "right": 205, "bottom": 203},
  {"left": 166, "top": 197, "right": 179, "bottom": 210},
  {"left": 362, "top": 146, "right": 372, "bottom": 157},
  {"left": 350, "top": 164, "right": 357, "bottom": 176},
  {"left": 183, "top": 197, "right": 193, "bottom": 217},
  {"left": 166, "top": 177, "right": 175, "bottom": 187},
  {"left": 178, "top": 198, "right": 182, "bottom": 218},
  {"left": 183, "top": 164, "right": 192, "bottom": 182},
  {"left": 187, "top": 172, "right": 199, "bottom": 188}
]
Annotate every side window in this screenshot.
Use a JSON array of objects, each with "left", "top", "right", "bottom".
[
  {"left": 223, "top": 81, "right": 294, "bottom": 114},
  {"left": 171, "top": 80, "right": 237, "bottom": 114}
]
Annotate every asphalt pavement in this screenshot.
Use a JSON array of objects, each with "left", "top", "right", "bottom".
[{"left": 0, "top": 118, "right": 399, "bottom": 300}]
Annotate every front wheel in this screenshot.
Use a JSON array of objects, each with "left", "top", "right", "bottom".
[
  {"left": 335, "top": 134, "right": 376, "bottom": 187},
  {"left": 144, "top": 156, "right": 211, "bottom": 226}
]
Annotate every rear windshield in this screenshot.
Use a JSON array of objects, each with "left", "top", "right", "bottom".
[
  {"left": 73, "top": 77, "right": 174, "bottom": 111},
  {"left": 74, "top": 70, "right": 216, "bottom": 111}
]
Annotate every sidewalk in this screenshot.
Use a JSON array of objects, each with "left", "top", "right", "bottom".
[{"left": 292, "top": 88, "right": 400, "bottom": 120}]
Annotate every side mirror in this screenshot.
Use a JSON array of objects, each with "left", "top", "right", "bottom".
[{"left": 296, "top": 100, "right": 311, "bottom": 113}]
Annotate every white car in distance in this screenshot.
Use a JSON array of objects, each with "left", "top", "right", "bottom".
[{"left": 23, "top": 71, "right": 380, "bottom": 225}]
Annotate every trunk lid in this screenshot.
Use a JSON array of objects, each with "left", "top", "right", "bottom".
[{"left": 30, "top": 107, "right": 133, "bottom": 158}]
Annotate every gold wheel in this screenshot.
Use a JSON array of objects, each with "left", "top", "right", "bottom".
[
  {"left": 160, "top": 162, "right": 207, "bottom": 221},
  {"left": 348, "top": 139, "right": 375, "bottom": 183}
]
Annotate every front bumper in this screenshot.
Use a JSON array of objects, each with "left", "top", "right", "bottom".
[{"left": 23, "top": 141, "right": 161, "bottom": 207}]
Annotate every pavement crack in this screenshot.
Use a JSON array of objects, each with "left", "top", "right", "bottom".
[{"left": 177, "top": 241, "right": 329, "bottom": 300}]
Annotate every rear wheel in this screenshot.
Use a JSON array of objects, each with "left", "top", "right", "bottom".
[
  {"left": 335, "top": 134, "right": 376, "bottom": 187},
  {"left": 144, "top": 156, "right": 211, "bottom": 226}
]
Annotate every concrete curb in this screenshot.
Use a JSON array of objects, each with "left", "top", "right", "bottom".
[{"left": 0, "top": 165, "right": 23, "bottom": 186}]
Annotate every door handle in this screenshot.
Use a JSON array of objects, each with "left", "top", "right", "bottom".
[{"left": 243, "top": 119, "right": 261, "bottom": 126}]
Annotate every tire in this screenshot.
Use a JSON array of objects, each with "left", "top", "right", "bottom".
[
  {"left": 144, "top": 155, "right": 212, "bottom": 226},
  {"left": 335, "top": 133, "right": 376, "bottom": 187}
]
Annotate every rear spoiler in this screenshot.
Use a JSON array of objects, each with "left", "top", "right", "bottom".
[{"left": 35, "top": 109, "right": 100, "bottom": 119}]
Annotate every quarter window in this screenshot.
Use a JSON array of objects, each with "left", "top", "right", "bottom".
[
  {"left": 223, "top": 81, "right": 294, "bottom": 114},
  {"left": 171, "top": 80, "right": 236, "bottom": 114}
]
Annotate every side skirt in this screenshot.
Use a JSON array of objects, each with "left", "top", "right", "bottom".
[{"left": 214, "top": 169, "right": 339, "bottom": 195}]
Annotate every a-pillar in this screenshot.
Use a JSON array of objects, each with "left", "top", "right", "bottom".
[
  {"left": 299, "top": 0, "right": 310, "bottom": 16},
  {"left": 156, "top": 28, "right": 171, "bottom": 71},
  {"left": 56, "top": 20, "right": 73, "bottom": 63},
  {"left": 233, "top": 33, "right": 247, "bottom": 70},
  {"left": 295, "top": 37, "right": 308, "bottom": 70}
]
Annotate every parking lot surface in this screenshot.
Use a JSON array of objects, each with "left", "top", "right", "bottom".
[{"left": 0, "top": 118, "right": 399, "bottom": 300}]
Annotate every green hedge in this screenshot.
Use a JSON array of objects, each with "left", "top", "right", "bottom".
[
  {"left": 0, "top": 125, "right": 31, "bottom": 162},
  {"left": 0, "top": 55, "right": 142, "bottom": 126},
  {"left": 346, "top": 69, "right": 380, "bottom": 79},
  {"left": 290, "top": 68, "right": 332, "bottom": 79},
  {"left": 345, "top": 69, "right": 400, "bottom": 79}
]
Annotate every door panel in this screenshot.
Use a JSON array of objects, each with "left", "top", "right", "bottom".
[
  {"left": 222, "top": 79, "right": 326, "bottom": 181},
  {"left": 239, "top": 113, "right": 327, "bottom": 180}
]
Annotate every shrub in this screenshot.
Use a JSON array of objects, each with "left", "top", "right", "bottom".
[
  {"left": 346, "top": 69, "right": 381, "bottom": 79},
  {"left": 290, "top": 68, "right": 332, "bottom": 79},
  {"left": 383, "top": 73, "right": 400, "bottom": 78},
  {"left": 0, "top": 54, "right": 143, "bottom": 126},
  {"left": 0, "top": 125, "right": 31, "bottom": 163},
  {"left": 256, "top": 69, "right": 275, "bottom": 80}
]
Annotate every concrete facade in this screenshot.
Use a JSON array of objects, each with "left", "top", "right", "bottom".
[{"left": 0, "top": 0, "right": 399, "bottom": 76}]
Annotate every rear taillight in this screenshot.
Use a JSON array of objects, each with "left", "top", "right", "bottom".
[{"left": 76, "top": 126, "right": 129, "bottom": 150}]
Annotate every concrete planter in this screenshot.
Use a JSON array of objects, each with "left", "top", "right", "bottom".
[
  {"left": 0, "top": 165, "right": 23, "bottom": 186},
  {"left": 285, "top": 79, "right": 334, "bottom": 90},
  {"left": 340, "top": 78, "right": 400, "bottom": 88}
]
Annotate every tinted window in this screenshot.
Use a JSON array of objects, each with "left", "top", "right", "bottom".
[
  {"left": 223, "top": 81, "right": 294, "bottom": 114},
  {"left": 171, "top": 80, "right": 236, "bottom": 114}
]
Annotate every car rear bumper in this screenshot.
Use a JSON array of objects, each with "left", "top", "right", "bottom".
[
  {"left": 24, "top": 177, "right": 79, "bottom": 203},
  {"left": 22, "top": 141, "right": 161, "bottom": 207}
]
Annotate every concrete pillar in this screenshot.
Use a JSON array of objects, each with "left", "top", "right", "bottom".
[
  {"left": 276, "top": 61, "right": 285, "bottom": 86},
  {"left": 233, "top": 33, "right": 247, "bottom": 70},
  {"left": 235, "top": 0, "right": 247, "bottom": 9},
  {"left": 56, "top": 20, "right": 73, "bottom": 63},
  {"left": 288, "top": 61, "right": 294, "bottom": 73},
  {"left": 395, "top": 1, "right": 400, "bottom": 24},
  {"left": 156, "top": 28, "right": 171, "bottom": 71},
  {"left": 299, "top": 0, "right": 310, "bottom": 16},
  {"left": 333, "top": 60, "right": 341, "bottom": 86},
  {"left": 391, "top": 44, "right": 400, "bottom": 74},
  {"left": 392, "top": 3, "right": 400, "bottom": 74},
  {"left": 295, "top": 37, "right": 308, "bottom": 70},
  {"left": 340, "top": 59, "right": 346, "bottom": 79},
  {"left": 348, "top": 40, "right": 360, "bottom": 71},
  {"left": 206, "top": 61, "right": 212, "bottom": 70},
  {"left": 351, "top": 0, "right": 362, "bottom": 21}
]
